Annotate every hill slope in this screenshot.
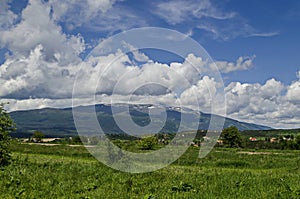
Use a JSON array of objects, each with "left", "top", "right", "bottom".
[{"left": 9, "top": 104, "right": 272, "bottom": 137}]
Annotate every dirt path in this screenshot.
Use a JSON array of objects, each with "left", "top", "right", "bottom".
[
  {"left": 237, "top": 151, "right": 290, "bottom": 155},
  {"left": 25, "top": 143, "right": 96, "bottom": 147}
]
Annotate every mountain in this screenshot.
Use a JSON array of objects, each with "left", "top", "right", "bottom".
[{"left": 9, "top": 104, "right": 272, "bottom": 138}]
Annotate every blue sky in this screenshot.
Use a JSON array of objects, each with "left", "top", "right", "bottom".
[
  {"left": 0, "top": 0, "right": 300, "bottom": 128},
  {"left": 5, "top": 0, "right": 300, "bottom": 85}
]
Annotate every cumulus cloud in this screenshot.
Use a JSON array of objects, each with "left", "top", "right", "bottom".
[
  {"left": 3, "top": 40, "right": 213, "bottom": 105},
  {"left": 0, "top": 41, "right": 221, "bottom": 113},
  {"left": 0, "top": 0, "right": 299, "bottom": 129},
  {"left": 1, "top": 37, "right": 300, "bottom": 128},
  {"left": 260, "top": 78, "right": 284, "bottom": 99},
  {"left": 121, "top": 42, "right": 149, "bottom": 62},
  {"left": 0, "top": 0, "right": 18, "bottom": 31},
  {"left": 0, "top": 45, "right": 80, "bottom": 99},
  {"left": 0, "top": 0, "right": 85, "bottom": 65},
  {"left": 74, "top": 51, "right": 221, "bottom": 113},
  {"left": 224, "top": 77, "right": 300, "bottom": 128},
  {"left": 0, "top": 0, "right": 87, "bottom": 99},
  {"left": 286, "top": 80, "right": 300, "bottom": 104},
  {"left": 225, "top": 78, "right": 284, "bottom": 115},
  {"left": 1, "top": 44, "right": 300, "bottom": 128},
  {"left": 214, "top": 55, "right": 255, "bottom": 73},
  {"left": 1, "top": 98, "right": 73, "bottom": 112}
]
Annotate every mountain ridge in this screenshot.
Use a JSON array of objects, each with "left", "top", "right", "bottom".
[{"left": 9, "top": 104, "right": 272, "bottom": 138}]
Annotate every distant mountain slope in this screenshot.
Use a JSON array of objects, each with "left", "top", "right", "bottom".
[{"left": 9, "top": 104, "right": 272, "bottom": 138}]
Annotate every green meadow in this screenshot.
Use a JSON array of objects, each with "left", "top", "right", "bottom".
[{"left": 0, "top": 142, "right": 299, "bottom": 199}]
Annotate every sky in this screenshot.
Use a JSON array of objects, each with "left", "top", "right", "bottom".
[{"left": 0, "top": 0, "right": 300, "bottom": 128}]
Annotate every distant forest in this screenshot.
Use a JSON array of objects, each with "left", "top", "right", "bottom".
[{"left": 242, "top": 128, "right": 300, "bottom": 137}]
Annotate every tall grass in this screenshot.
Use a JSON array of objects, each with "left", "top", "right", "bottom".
[{"left": 0, "top": 143, "right": 299, "bottom": 198}]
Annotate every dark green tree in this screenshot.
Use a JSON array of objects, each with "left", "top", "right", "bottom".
[
  {"left": 32, "top": 131, "right": 45, "bottom": 142},
  {"left": 296, "top": 135, "right": 300, "bottom": 150},
  {"left": 221, "top": 126, "right": 243, "bottom": 148},
  {"left": 0, "top": 103, "right": 15, "bottom": 166},
  {"left": 138, "top": 136, "right": 158, "bottom": 150},
  {"left": 72, "top": 136, "right": 82, "bottom": 144}
]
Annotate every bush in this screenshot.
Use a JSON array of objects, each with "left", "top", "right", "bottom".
[
  {"left": 0, "top": 103, "right": 16, "bottom": 166},
  {"left": 138, "top": 136, "right": 158, "bottom": 150}
]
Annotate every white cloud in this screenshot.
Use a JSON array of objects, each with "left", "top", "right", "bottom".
[
  {"left": 154, "top": 0, "right": 235, "bottom": 25},
  {"left": 1, "top": 46, "right": 300, "bottom": 129},
  {"left": 153, "top": 0, "right": 279, "bottom": 41},
  {"left": 0, "top": 43, "right": 222, "bottom": 114},
  {"left": 75, "top": 52, "right": 219, "bottom": 103},
  {"left": 49, "top": 0, "right": 118, "bottom": 24},
  {"left": 214, "top": 55, "right": 255, "bottom": 73},
  {"left": 153, "top": 0, "right": 251, "bottom": 40},
  {"left": 1, "top": 41, "right": 300, "bottom": 128},
  {"left": 296, "top": 71, "right": 300, "bottom": 79},
  {"left": 260, "top": 78, "right": 284, "bottom": 99},
  {"left": 0, "top": 0, "right": 85, "bottom": 64},
  {"left": 248, "top": 31, "right": 280, "bottom": 37},
  {"left": 48, "top": 0, "right": 145, "bottom": 33},
  {"left": 179, "top": 76, "right": 217, "bottom": 109},
  {"left": 81, "top": 7, "right": 146, "bottom": 33},
  {"left": 286, "top": 80, "right": 300, "bottom": 104},
  {"left": 224, "top": 77, "right": 300, "bottom": 128},
  {"left": 0, "top": 0, "right": 298, "bottom": 129},
  {"left": 0, "top": 45, "right": 79, "bottom": 98},
  {"left": 0, "top": 0, "right": 18, "bottom": 31},
  {"left": 0, "top": 0, "right": 88, "bottom": 99},
  {"left": 1, "top": 98, "right": 71, "bottom": 112},
  {"left": 121, "top": 42, "right": 149, "bottom": 62}
]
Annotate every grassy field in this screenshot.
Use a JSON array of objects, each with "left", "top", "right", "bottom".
[{"left": 0, "top": 143, "right": 299, "bottom": 199}]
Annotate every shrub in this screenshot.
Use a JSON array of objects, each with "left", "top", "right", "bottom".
[{"left": 138, "top": 136, "right": 158, "bottom": 150}]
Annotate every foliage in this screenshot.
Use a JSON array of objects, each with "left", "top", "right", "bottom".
[
  {"left": 106, "top": 141, "right": 125, "bottom": 164},
  {"left": 138, "top": 136, "right": 158, "bottom": 150},
  {"left": 72, "top": 136, "right": 82, "bottom": 143},
  {"left": 0, "top": 103, "right": 15, "bottom": 166},
  {"left": 143, "top": 193, "right": 155, "bottom": 199},
  {"left": 89, "top": 136, "right": 101, "bottom": 145},
  {"left": 243, "top": 140, "right": 282, "bottom": 149},
  {"left": 171, "top": 182, "right": 194, "bottom": 192},
  {"left": 242, "top": 128, "right": 300, "bottom": 138},
  {"left": 221, "top": 126, "right": 243, "bottom": 148},
  {"left": 280, "top": 135, "right": 300, "bottom": 150},
  {"left": 48, "top": 136, "right": 83, "bottom": 145},
  {"left": 241, "top": 134, "right": 300, "bottom": 150},
  {"left": 32, "top": 131, "right": 45, "bottom": 142}
]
